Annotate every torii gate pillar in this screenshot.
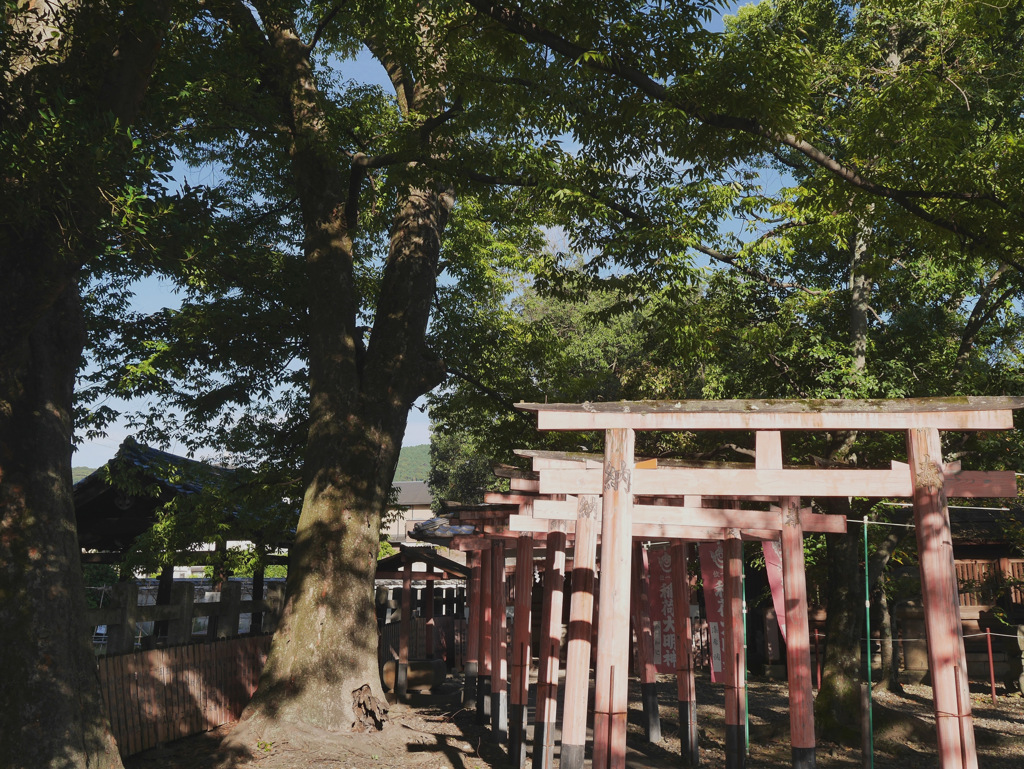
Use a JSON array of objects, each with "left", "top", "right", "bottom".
[{"left": 908, "top": 427, "right": 977, "bottom": 769}]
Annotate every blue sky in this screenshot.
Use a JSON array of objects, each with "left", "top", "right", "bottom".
[
  {"left": 73, "top": 48, "right": 430, "bottom": 467},
  {"left": 74, "top": 3, "right": 749, "bottom": 467}
]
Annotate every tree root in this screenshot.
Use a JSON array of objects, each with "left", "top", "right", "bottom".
[{"left": 352, "top": 684, "right": 390, "bottom": 732}]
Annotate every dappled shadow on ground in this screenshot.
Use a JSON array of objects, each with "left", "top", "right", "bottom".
[{"left": 126, "top": 672, "right": 1024, "bottom": 769}]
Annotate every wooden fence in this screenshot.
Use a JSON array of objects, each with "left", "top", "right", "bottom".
[
  {"left": 955, "top": 559, "right": 1024, "bottom": 607},
  {"left": 97, "top": 635, "right": 270, "bottom": 757},
  {"left": 378, "top": 617, "right": 467, "bottom": 672}
]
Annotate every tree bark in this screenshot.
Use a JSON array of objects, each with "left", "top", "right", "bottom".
[
  {"left": 814, "top": 498, "right": 864, "bottom": 742},
  {"left": 814, "top": 219, "right": 873, "bottom": 740},
  {"left": 1, "top": 3, "right": 170, "bottom": 766},
  {"left": 0, "top": 288, "right": 125, "bottom": 769},
  {"left": 222, "top": 7, "right": 451, "bottom": 746}
]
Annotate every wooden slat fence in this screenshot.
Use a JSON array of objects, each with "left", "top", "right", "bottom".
[
  {"left": 378, "top": 617, "right": 467, "bottom": 672},
  {"left": 1010, "top": 559, "right": 1024, "bottom": 605},
  {"left": 956, "top": 560, "right": 1000, "bottom": 606},
  {"left": 954, "top": 559, "right": 1024, "bottom": 607},
  {"left": 97, "top": 635, "right": 271, "bottom": 757}
]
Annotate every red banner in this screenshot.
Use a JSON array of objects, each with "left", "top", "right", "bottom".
[
  {"left": 647, "top": 544, "right": 677, "bottom": 674},
  {"left": 763, "top": 538, "right": 787, "bottom": 643},
  {"left": 698, "top": 542, "right": 725, "bottom": 682}
]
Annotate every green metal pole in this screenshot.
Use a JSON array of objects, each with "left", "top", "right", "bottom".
[{"left": 863, "top": 515, "right": 874, "bottom": 769}]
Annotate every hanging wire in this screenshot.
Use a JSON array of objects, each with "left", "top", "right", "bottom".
[{"left": 879, "top": 501, "right": 1010, "bottom": 512}]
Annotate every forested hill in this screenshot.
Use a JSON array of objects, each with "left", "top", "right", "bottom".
[
  {"left": 72, "top": 467, "right": 96, "bottom": 483},
  {"left": 394, "top": 444, "right": 430, "bottom": 481}
]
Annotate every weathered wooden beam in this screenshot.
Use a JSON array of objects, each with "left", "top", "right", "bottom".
[
  {"left": 510, "top": 477, "right": 540, "bottom": 493},
  {"left": 518, "top": 396, "right": 1022, "bottom": 431},
  {"left": 423, "top": 565, "right": 436, "bottom": 659},
  {"left": 530, "top": 499, "right": 847, "bottom": 534},
  {"left": 507, "top": 513, "right": 793, "bottom": 542},
  {"left": 631, "top": 542, "right": 661, "bottom": 743},
  {"left": 781, "top": 497, "right": 815, "bottom": 769},
  {"left": 560, "top": 495, "right": 599, "bottom": 769},
  {"left": 509, "top": 536, "right": 534, "bottom": 768},
  {"left": 465, "top": 550, "right": 482, "bottom": 708},
  {"left": 593, "top": 429, "right": 635, "bottom": 769},
  {"left": 671, "top": 541, "right": 698, "bottom": 767},
  {"left": 536, "top": 466, "right": 1014, "bottom": 499},
  {"left": 397, "top": 559, "right": 412, "bottom": 702},
  {"left": 491, "top": 540, "right": 509, "bottom": 742},
  {"left": 908, "top": 428, "right": 978, "bottom": 769},
  {"left": 535, "top": 530, "right": 567, "bottom": 769},
  {"left": 724, "top": 531, "right": 746, "bottom": 769},
  {"left": 478, "top": 546, "right": 493, "bottom": 723}
]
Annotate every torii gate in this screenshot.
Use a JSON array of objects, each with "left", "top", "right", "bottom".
[
  {"left": 503, "top": 456, "right": 844, "bottom": 769},
  {"left": 449, "top": 465, "right": 848, "bottom": 769},
  {"left": 515, "top": 397, "right": 1022, "bottom": 769}
]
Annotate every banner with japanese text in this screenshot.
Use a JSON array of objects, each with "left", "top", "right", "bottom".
[{"left": 698, "top": 541, "right": 725, "bottom": 682}]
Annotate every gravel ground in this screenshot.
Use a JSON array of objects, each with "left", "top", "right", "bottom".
[{"left": 125, "top": 673, "right": 1024, "bottom": 769}]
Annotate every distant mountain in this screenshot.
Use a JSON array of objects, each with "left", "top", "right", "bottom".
[
  {"left": 72, "top": 466, "right": 97, "bottom": 483},
  {"left": 394, "top": 444, "right": 430, "bottom": 481}
]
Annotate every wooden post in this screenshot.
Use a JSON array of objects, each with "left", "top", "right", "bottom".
[
  {"left": 215, "top": 581, "right": 242, "bottom": 639},
  {"left": 561, "top": 495, "right": 600, "bottom": 769},
  {"left": 397, "top": 557, "right": 412, "bottom": 701},
  {"left": 724, "top": 531, "right": 746, "bottom": 769},
  {"left": 424, "top": 566, "right": 436, "bottom": 659},
  {"left": 757, "top": 430, "right": 815, "bottom": 768},
  {"left": 107, "top": 581, "right": 139, "bottom": 654},
  {"left": 510, "top": 535, "right": 535, "bottom": 767},
  {"left": 146, "top": 566, "right": 175, "bottom": 648},
  {"left": 491, "top": 540, "right": 509, "bottom": 741},
  {"left": 631, "top": 541, "right": 661, "bottom": 743},
  {"left": 166, "top": 581, "right": 195, "bottom": 646},
  {"left": 465, "top": 550, "right": 482, "bottom": 708},
  {"left": 478, "top": 545, "right": 493, "bottom": 722},
  {"left": 250, "top": 562, "right": 266, "bottom": 634},
  {"left": 263, "top": 582, "right": 285, "bottom": 634},
  {"left": 908, "top": 427, "right": 978, "bottom": 769},
  {"left": 593, "top": 428, "right": 635, "bottom": 769},
  {"left": 780, "top": 496, "right": 815, "bottom": 769},
  {"left": 535, "top": 529, "right": 567, "bottom": 769},
  {"left": 672, "top": 540, "right": 698, "bottom": 766}
]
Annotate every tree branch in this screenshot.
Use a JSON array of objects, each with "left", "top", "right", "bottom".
[
  {"left": 465, "top": 1, "right": 1009, "bottom": 257},
  {"left": 445, "top": 366, "right": 534, "bottom": 420},
  {"left": 308, "top": 2, "right": 347, "bottom": 52}
]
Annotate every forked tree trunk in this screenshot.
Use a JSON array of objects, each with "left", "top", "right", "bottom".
[
  {"left": 214, "top": 8, "right": 452, "bottom": 746},
  {"left": 0, "top": 287, "right": 124, "bottom": 769}
]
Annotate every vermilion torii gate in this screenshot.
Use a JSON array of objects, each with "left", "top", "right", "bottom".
[
  {"left": 449, "top": 457, "right": 849, "bottom": 769},
  {"left": 513, "top": 397, "right": 1021, "bottom": 769}
]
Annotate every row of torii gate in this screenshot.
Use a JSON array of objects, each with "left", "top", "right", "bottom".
[{"left": 400, "top": 397, "right": 1021, "bottom": 769}]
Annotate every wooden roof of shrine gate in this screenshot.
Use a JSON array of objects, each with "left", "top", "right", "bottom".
[
  {"left": 375, "top": 544, "right": 470, "bottom": 580},
  {"left": 517, "top": 396, "right": 1024, "bottom": 431}
]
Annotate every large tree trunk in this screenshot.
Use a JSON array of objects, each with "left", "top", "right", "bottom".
[
  {"left": 814, "top": 498, "right": 864, "bottom": 743},
  {"left": 228, "top": 185, "right": 449, "bottom": 744},
  {"left": 0, "top": 3, "right": 170, "bottom": 766},
  {"left": 213, "top": 13, "right": 451, "bottom": 743},
  {"left": 0, "top": 286, "right": 123, "bottom": 769},
  {"left": 814, "top": 220, "right": 872, "bottom": 741}
]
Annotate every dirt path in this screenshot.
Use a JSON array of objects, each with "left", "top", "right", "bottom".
[{"left": 125, "top": 674, "right": 1024, "bottom": 769}]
